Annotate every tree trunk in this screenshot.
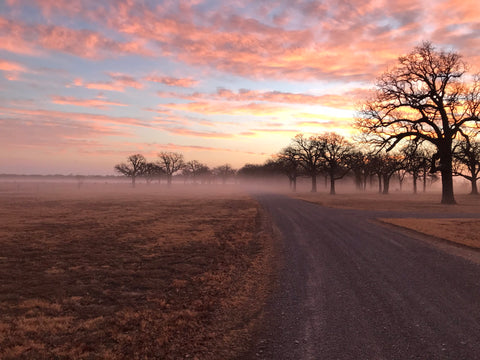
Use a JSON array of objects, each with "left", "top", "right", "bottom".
[
  {"left": 132, "top": 175, "right": 136, "bottom": 188},
  {"left": 413, "top": 173, "right": 418, "bottom": 194},
  {"left": 167, "top": 174, "right": 172, "bottom": 187},
  {"left": 311, "top": 174, "right": 317, "bottom": 192},
  {"left": 330, "top": 173, "right": 336, "bottom": 195},
  {"left": 377, "top": 174, "right": 382, "bottom": 193},
  {"left": 354, "top": 171, "right": 363, "bottom": 191},
  {"left": 292, "top": 177, "right": 297, "bottom": 192},
  {"left": 382, "top": 174, "right": 390, "bottom": 194},
  {"left": 471, "top": 179, "right": 478, "bottom": 195},
  {"left": 423, "top": 170, "right": 427, "bottom": 192},
  {"left": 440, "top": 150, "right": 456, "bottom": 204}
]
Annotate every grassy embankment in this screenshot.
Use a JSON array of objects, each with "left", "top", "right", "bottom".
[
  {"left": 0, "top": 182, "right": 276, "bottom": 359},
  {"left": 293, "top": 191, "right": 480, "bottom": 248}
]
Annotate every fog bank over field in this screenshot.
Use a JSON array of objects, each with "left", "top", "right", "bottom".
[{"left": 2, "top": 172, "right": 474, "bottom": 199}]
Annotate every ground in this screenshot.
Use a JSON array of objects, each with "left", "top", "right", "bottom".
[
  {"left": 1, "top": 181, "right": 479, "bottom": 359},
  {"left": 0, "top": 182, "right": 276, "bottom": 359}
]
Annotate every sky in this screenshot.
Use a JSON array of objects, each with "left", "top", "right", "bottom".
[{"left": 1, "top": 0, "right": 480, "bottom": 175}]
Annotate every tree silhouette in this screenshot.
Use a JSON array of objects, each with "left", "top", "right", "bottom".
[
  {"left": 277, "top": 146, "right": 302, "bottom": 192},
  {"left": 356, "top": 42, "right": 480, "bottom": 204},
  {"left": 214, "top": 164, "right": 235, "bottom": 184},
  {"left": 290, "top": 134, "right": 323, "bottom": 192},
  {"left": 157, "top": 152, "right": 185, "bottom": 187},
  {"left": 114, "top": 154, "right": 146, "bottom": 188},
  {"left": 184, "top": 160, "right": 210, "bottom": 184},
  {"left": 453, "top": 138, "right": 480, "bottom": 195},
  {"left": 143, "top": 162, "right": 164, "bottom": 184},
  {"left": 377, "top": 153, "right": 404, "bottom": 194},
  {"left": 317, "top": 132, "right": 353, "bottom": 195}
]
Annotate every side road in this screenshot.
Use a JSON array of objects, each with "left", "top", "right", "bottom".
[{"left": 248, "top": 194, "right": 480, "bottom": 360}]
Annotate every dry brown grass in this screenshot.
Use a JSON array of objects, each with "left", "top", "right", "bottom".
[
  {"left": 292, "top": 191, "right": 480, "bottom": 214},
  {"left": 380, "top": 218, "right": 480, "bottom": 248},
  {"left": 292, "top": 191, "right": 480, "bottom": 248},
  {"left": 0, "top": 182, "right": 276, "bottom": 359}
]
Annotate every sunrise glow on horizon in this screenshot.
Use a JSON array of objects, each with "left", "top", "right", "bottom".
[{"left": 1, "top": 0, "right": 480, "bottom": 175}]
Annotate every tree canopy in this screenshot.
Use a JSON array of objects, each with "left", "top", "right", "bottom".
[{"left": 356, "top": 42, "right": 480, "bottom": 204}]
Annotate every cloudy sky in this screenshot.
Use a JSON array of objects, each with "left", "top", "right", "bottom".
[{"left": 1, "top": 0, "right": 479, "bottom": 174}]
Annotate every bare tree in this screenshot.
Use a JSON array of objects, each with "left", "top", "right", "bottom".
[
  {"left": 317, "top": 132, "right": 353, "bottom": 195},
  {"left": 114, "top": 154, "right": 146, "bottom": 188},
  {"left": 184, "top": 160, "right": 210, "bottom": 184},
  {"left": 378, "top": 153, "right": 404, "bottom": 194},
  {"left": 277, "top": 146, "right": 302, "bottom": 192},
  {"left": 290, "top": 134, "right": 323, "bottom": 192},
  {"left": 453, "top": 138, "right": 480, "bottom": 195},
  {"left": 401, "top": 142, "right": 433, "bottom": 194},
  {"left": 143, "top": 162, "right": 164, "bottom": 184},
  {"left": 214, "top": 164, "right": 236, "bottom": 184},
  {"left": 157, "top": 152, "right": 185, "bottom": 187},
  {"left": 356, "top": 42, "right": 480, "bottom": 204},
  {"left": 346, "top": 149, "right": 369, "bottom": 192}
]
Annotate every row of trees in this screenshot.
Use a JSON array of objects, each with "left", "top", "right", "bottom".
[
  {"left": 114, "top": 42, "right": 480, "bottom": 204},
  {"left": 114, "top": 128, "right": 479, "bottom": 199},
  {"left": 238, "top": 132, "right": 479, "bottom": 196},
  {"left": 114, "top": 152, "right": 235, "bottom": 187}
]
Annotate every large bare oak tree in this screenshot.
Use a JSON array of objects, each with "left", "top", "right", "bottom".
[{"left": 356, "top": 42, "right": 480, "bottom": 204}]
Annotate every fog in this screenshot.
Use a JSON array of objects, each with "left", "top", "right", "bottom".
[{"left": 2, "top": 172, "right": 473, "bottom": 200}]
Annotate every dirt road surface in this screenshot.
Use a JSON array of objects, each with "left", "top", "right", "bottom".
[{"left": 250, "top": 194, "right": 480, "bottom": 360}]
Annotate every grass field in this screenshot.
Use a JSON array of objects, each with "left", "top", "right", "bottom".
[
  {"left": 0, "top": 182, "right": 276, "bottom": 359},
  {"left": 293, "top": 191, "right": 480, "bottom": 249}
]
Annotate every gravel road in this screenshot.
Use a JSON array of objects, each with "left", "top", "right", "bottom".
[{"left": 249, "top": 194, "right": 480, "bottom": 360}]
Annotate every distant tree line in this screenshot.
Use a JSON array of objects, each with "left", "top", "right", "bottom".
[{"left": 114, "top": 152, "right": 236, "bottom": 188}]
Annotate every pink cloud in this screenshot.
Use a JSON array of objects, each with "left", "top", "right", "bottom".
[
  {"left": 4, "top": 0, "right": 480, "bottom": 83},
  {"left": 145, "top": 75, "right": 198, "bottom": 87},
  {"left": 161, "top": 101, "right": 290, "bottom": 116},
  {"left": 0, "top": 116, "right": 128, "bottom": 151},
  {"left": 0, "top": 16, "right": 149, "bottom": 59},
  {"left": 157, "top": 87, "right": 373, "bottom": 109},
  {"left": 153, "top": 143, "right": 267, "bottom": 157},
  {"left": 0, "top": 59, "right": 26, "bottom": 72},
  {"left": 0, "top": 106, "right": 150, "bottom": 128},
  {"left": 71, "top": 73, "right": 143, "bottom": 92},
  {"left": 162, "top": 127, "right": 235, "bottom": 138},
  {"left": 51, "top": 95, "right": 128, "bottom": 109},
  {"left": 0, "top": 59, "right": 28, "bottom": 80}
]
